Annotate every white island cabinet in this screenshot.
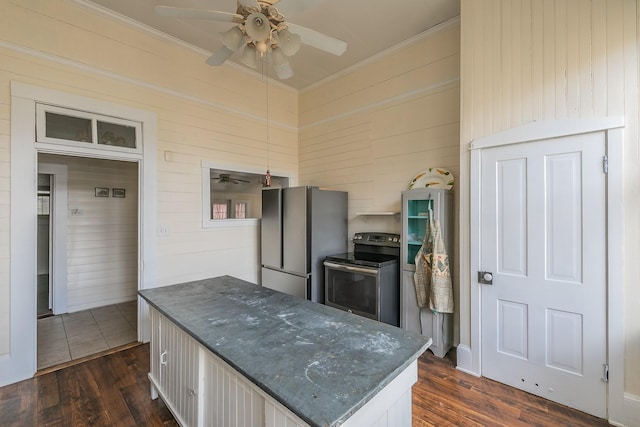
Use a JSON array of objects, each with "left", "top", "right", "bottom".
[
  {"left": 149, "top": 307, "right": 305, "bottom": 427},
  {"left": 140, "top": 276, "right": 430, "bottom": 427}
]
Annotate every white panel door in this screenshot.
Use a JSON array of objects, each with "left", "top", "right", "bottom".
[{"left": 480, "top": 132, "right": 607, "bottom": 418}]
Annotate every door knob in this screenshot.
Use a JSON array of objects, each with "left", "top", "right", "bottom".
[{"left": 478, "top": 271, "right": 493, "bottom": 285}]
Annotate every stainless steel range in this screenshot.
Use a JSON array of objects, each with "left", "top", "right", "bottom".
[{"left": 324, "top": 232, "right": 400, "bottom": 326}]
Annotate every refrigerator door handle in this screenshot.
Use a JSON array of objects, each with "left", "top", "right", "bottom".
[{"left": 324, "top": 261, "right": 379, "bottom": 276}]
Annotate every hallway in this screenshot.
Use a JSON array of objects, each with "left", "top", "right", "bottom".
[{"left": 37, "top": 301, "right": 137, "bottom": 370}]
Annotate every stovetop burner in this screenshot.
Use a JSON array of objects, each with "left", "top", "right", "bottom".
[
  {"left": 324, "top": 252, "right": 398, "bottom": 268},
  {"left": 325, "top": 232, "right": 401, "bottom": 268}
]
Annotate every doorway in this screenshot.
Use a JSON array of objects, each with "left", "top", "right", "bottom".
[
  {"left": 36, "top": 154, "right": 140, "bottom": 370},
  {"left": 478, "top": 133, "right": 607, "bottom": 417},
  {"left": 4, "top": 81, "right": 158, "bottom": 387},
  {"left": 467, "top": 118, "right": 625, "bottom": 421},
  {"left": 37, "top": 173, "right": 52, "bottom": 318}
]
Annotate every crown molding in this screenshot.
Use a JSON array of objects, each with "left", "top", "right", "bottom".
[
  {"left": 299, "top": 77, "right": 459, "bottom": 131},
  {"left": 0, "top": 39, "right": 296, "bottom": 131},
  {"left": 301, "top": 15, "right": 461, "bottom": 94}
]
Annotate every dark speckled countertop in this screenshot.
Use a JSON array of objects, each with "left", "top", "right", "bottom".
[{"left": 139, "top": 275, "right": 430, "bottom": 427}]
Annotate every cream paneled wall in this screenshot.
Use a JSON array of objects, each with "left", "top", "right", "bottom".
[
  {"left": 0, "top": 0, "right": 297, "bottom": 357},
  {"left": 298, "top": 20, "right": 461, "bottom": 343},
  {"left": 460, "top": 0, "right": 640, "bottom": 402},
  {"left": 299, "top": 20, "right": 461, "bottom": 233}
]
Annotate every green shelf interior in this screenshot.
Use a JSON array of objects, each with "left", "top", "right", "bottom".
[{"left": 405, "top": 199, "right": 433, "bottom": 265}]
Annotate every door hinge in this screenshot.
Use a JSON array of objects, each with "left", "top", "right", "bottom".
[
  {"left": 603, "top": 364, "right": 609, "bottom": 383},
  {"left": 603, "top": 155, "right": 609, "bottom": 174}
]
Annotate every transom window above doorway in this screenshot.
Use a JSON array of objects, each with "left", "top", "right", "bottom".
[{"left": 36, "top": 103, "right": 141, "bottom": 154}]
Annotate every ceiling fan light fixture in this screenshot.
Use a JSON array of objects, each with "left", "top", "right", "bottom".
[
  {"left": 240, "top": 45, "right": 258, "bottom": 68},
  {"left": 154, "top": 2, "right": 349, "bottom": 80},
  {"left": 276, "top": 28, "right": 301, "bottom": 56},
  {"left": 245, "top": 12, "right": 272, "bottom": 43},
  {"left": 271, "top": 46, "right": 288, "bottom": 66},
  {"left": 273, "top": 55, "right": 294, "bottom": 80},
  {"left": 274, "top": 63, "right": 293, "bottom": 80},
  {"left": 220, "top": 26, "right": 246, "bottom": 51}
]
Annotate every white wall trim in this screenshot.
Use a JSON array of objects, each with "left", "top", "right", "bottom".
[
  {"left": 606, "top": 127, "right": 628, "bottom": 426},
  {"left": 0, "top": 40, "right": 295, "bottom": 132},
  {"left": 300, "top": 78, "right": 459, "bottom": 131},
  {"left": 3, "top": 81, "right": 157, "bottom": 386},
  {"left": 454, "top": 345, "right": 479, "bottom": 377},
  {"left": 38, "top": 163, "right": 68, "bottom": 315},
  {"left": 5, "top": 94, "right": 38, "bottom": 385},
  {"left": 469, "top": 118, "right": 625, "bottom": 150},
  {"left": 458, "top": 147, "right": 482, "bottom": 376},
  {"left": 620, "top": 393, "right": 640, "bottom": 427},
  {"left": 465, "top": 119, "right": 625, "bottom": 424}
]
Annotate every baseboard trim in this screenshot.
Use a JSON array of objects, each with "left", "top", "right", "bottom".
[
  {"left": 617, "top": 393, "right": 640, "bottom": 427},
  {"left": 455, "top": 345, "right": 480, "bottom": 377}
]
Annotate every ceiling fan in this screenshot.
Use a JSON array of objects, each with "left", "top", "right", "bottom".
[
  {"left": 211, "top": 173, "right": 251, "bottom": 184},
  {"left": 155, "top": 0, "right": 347, "bottom": 79}
]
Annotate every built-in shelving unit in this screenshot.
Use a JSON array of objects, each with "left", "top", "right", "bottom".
[
  {"left": 401, "top": 188, "right": 454, "bottom": 358},
  {"left": 356, "top": 212, "right": 401, "bottom": 222}
]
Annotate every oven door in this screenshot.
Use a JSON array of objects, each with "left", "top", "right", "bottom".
[{"left": 324, "top": 261, "right": 379, "bottom": 321}]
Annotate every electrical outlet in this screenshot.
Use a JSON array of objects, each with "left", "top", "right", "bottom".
[{"left": 158, "top": 225, "right": 170, "bottom": 237}]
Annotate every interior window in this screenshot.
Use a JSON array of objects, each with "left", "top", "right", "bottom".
[
  {"left": 202, "top": 166, "right": 289, "bottom": 226},
  {"left": 45, "top": 112, "right": 92, "bottom": 143},
  {"left": 36, "top": 103, "right": 142, "bottom": 154},
  {"left": 97, "top": 121, "right": 137, "bottom": 149}
]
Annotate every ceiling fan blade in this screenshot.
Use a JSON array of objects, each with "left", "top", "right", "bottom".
[
  {"left": 155, "top": 6, "right": 242, "bottom": 23},
  {"left": 285, "top": 23, "right": 347, "bottom": 56},
  {"left": 206, "top": 46, "right": 234, "bottom": 66}
]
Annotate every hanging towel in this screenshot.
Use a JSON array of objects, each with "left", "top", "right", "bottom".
[{"left": 413, "top": 209, "right": 454, "bottom": 313}]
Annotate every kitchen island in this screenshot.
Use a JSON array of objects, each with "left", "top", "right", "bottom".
[{"left": 139, "top": 275, "right": 431, "bottom": 427}]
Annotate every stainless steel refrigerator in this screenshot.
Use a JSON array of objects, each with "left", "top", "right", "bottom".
[{"left": 261, "top": 186, "right": 348, "bottom": 303}]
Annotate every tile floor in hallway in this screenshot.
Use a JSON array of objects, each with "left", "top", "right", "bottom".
[{"left": 37, "top": 301, "right": 138, "bottom": 370}]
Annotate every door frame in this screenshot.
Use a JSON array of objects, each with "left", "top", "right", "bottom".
[
  {"left": 462, "top": 118, "right": 624, "bottom": 421},
  {"left": 38, "top": 163, "right": 68, "bottom": 315},
  {"left": 3, "top": 81, "right": 158, "bottom": 386}
]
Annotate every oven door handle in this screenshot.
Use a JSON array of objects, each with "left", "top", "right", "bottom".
[{"left": 323, "top": 261, "right": 379, "bottom": 276}]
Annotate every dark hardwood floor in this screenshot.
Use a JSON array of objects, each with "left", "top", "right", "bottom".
[
  {"left": 413, "top": 351, "right": 611, "bottom": 426},
  {"left": 0, "top": 344, "right": 610, "bottom": 426},
  {"left": 0, "top": 344, "right": 178, "bottom": 426}
]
